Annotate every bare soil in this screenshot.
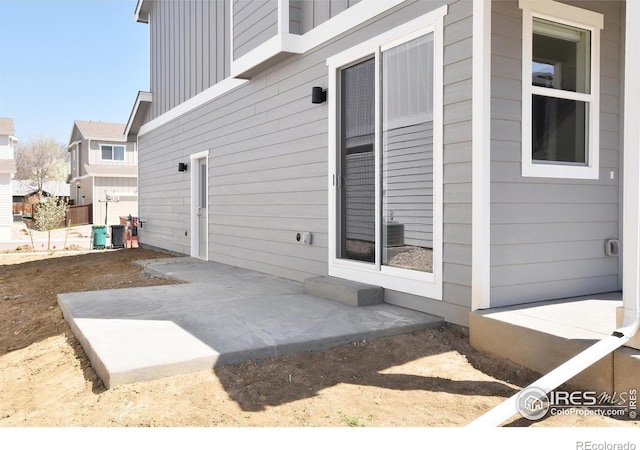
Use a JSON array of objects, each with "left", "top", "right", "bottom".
[{"left": 0, "top": 249, "right": 638, "bottom": 428}]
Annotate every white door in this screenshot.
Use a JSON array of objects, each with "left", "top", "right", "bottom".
[{"left": 191, "top": 153, "right": 208, "bottom": 260}]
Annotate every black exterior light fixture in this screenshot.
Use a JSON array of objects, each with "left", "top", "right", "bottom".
[
  {"left": 178, "top": 162, "right": 188, "bottom": 172},
  {"left": 311, "top": 86, "right": 327, "bottom": 104}
]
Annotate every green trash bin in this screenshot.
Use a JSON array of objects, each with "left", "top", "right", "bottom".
[{"left": 92, "top": 225, "right": 107, "bottom": 249}]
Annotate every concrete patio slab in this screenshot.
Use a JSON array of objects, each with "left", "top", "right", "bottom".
[{"left": 58, "top": 257, "right": 443, "bottom": 388}]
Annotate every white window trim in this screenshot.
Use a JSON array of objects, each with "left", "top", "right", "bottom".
[
  {"left": 520, "top": 0, "right": 603, "bottom": 179},
  {"left": 99, "top": 144, "right": 126, "bottom": 163},
  {"left": 327, "top": 6, "right": 446, "bottom": 300}
]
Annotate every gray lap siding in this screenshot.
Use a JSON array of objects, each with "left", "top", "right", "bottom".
[
  {"left": 138, "top": 0, "right": 473, "bottom": 325},
  {"left": 489, "top": 1, "right": 623, "bottom": 307}
]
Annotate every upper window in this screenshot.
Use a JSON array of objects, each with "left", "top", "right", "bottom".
[
  {"left": 520, "top": 0, "right": 603, "bottom": 179},
  {"left": 101, "top": 144, "right": 125, "bottom": 162},
  {"left": 327, "top": 6, "right": 446, "bottom": 299}
]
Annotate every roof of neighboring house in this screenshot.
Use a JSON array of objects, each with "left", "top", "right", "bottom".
[
  {"left": 11, "top": 179, "right": 71, "bottom": 197},
  {"left": 83, "top": 164, "right": 138, "bottom": 177},
  {"left": 125, "top": 91, "right": 152, "bottom": 140},
  {"left": 70, "top": 120, "right": 127, "bottom": 144},
  {"left": 0, "top": 117, "right": 15, "bottom": 136}
]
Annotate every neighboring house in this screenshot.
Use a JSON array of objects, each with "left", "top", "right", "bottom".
[
  {"left": 67, "top": 120, "right": 138, "bottom": 225},
  {"left": 126, "top": 0, "right": 640, "bottom": 385},
  {"left": 0, "top": 118, "right": 17, "bottom": 241},
  {"left": 11, "top": 179, "right": 71, "bottom": 216}
]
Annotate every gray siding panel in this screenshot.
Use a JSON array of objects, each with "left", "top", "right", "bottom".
[
  {"left": 489, "top": 1, "right": 623, "bottom": 306},
  {"left": 441, "top": 0, "right": 473, "bottom": 314},
  {"left": 300, "top": 0, "right": 362, "bottom": 33},
  {"left": 290, "top": 0, "right": 302, "bottom": 34},
  {"left": 139, "top": 0, "right": 473, "bottom": 325},
  {"left": 148, "top": 0, "right": 230, "bottom": 120},
  {"left": 233, "top": 0, "right": 278, "bottom": 59},
  {"left": 140, "top": 50, "right": 330, "bottom": 279},
  {"left": 491, "top": 276, "right": 620, "bottom": 307}
]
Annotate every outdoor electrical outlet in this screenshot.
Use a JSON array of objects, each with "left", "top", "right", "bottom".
[{"left": 605, "top": 239, "right": 619, "bottom": 257}]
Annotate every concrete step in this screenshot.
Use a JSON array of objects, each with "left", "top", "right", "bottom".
[
  {"left": 469, "top": 298, "right": 640, "bottom": 394},
  {"left": 304, "top": 276, "right": 384, "bottom": 307}
]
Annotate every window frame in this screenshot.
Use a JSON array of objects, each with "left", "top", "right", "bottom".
[
  {"left": 100, "top": 144, "right": 126, "bottom": 162},
  {"left": 520, "top": 0, "right": 603, "bottom": 179},
  {"left": 326, "top": 6, "right": 446, "bottom": 300}
]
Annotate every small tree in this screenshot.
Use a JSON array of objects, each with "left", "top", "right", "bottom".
[
  {"left": 15, "top": 137, "right": 68, "bottom": 191},
  {"left": 33, "top": 194, "right": 68, "bottom": 251}
]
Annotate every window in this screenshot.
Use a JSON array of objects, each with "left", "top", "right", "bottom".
[
  {"left": 520, "top": 0, "right": 603, "bottom": 179},
  {"left": 327, "top": 7, "right": 445, "bottom": 299},
  {"left": 101, "top": 144, "right": 126, "bottom": 162}
]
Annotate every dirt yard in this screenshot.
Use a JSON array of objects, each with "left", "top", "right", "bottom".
[{"left": 0, "top": 249, "right": 638, "bottom": 429}]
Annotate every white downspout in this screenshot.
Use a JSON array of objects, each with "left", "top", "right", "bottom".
[
  {"left": 619, "top": 0, "right": 640, "bottom": 354},
  {"left": 468, "top": 0, "right": 640, "bottom": 427}
]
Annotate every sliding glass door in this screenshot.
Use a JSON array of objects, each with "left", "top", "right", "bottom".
[{"left": 337, "top": 32, "right": 435, "bottom": 274}]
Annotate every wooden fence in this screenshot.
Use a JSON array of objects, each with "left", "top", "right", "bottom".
[
  {"left": 13, "top": 202, "right": 33, "bottom": 215},
  {"left": 13, "top": 203, "right": 92, "bottom": 226},
  {"left": 66, "top": 204, "right": 93, "bottom": 226}
]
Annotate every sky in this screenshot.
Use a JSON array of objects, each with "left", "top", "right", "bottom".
[{"left": 0, "top": 0, "right": 149, "bottom": 146}]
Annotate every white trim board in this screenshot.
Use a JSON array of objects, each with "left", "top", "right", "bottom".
[
  {"left": 471, "top": 0, "right": 491, "bottom": 311},
  {"left": 622, "top": 0, "right": 640, "bottom": 321},
  {"left": 138, "top": 78, "right": 248, "bottom": 137},
  {"left": 230, "top": 0, "right": 404, "bottom": 77}
]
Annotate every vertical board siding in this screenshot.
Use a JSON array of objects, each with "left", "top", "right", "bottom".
[
  {"left": 290, "top": 0, "right": 302, "bottom": 34},
  {"left": 149, "top": 0, "right": 230, "bottom": 120},
  {"left": 233, "top": 0, "right": 278, "bottom": 59},
  {"left": 490, "top": 1, "right": 623, "bottom": 307},
  {"left": 300, "top": 0, "right": 361, "bottom": 34},
  {"left": 139, "top": 0, "right": 473, "bottom": 322}
]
